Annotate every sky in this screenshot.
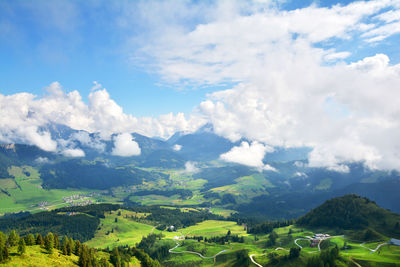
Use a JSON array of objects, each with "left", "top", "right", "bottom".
[{"left": 1, "top": 0, "right": 400, "bottom": 171}]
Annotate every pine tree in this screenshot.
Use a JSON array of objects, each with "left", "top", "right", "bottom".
[
  {"left": 0, "top": 242, "right": 4, "bottom": 262},
  {"left": 53, "top": 233, "right": 60, "bottom": 249},
  {"left": 62, "top": 236, "right": 69, "bottom": 255},
  {"left": 110, "top": 247, "right": 121, "bottom": 267},
  {"left": 45, "top": 233, "right": 54, "bottom": 254},
  {"left": 18, "top": 238, "right": 26, "bottom": 255},
  {"left": 3, "top": 245, "right": 9, "bottom": 261},
  {"left": 79, "top": 245, "right": 90, "bottom": 267},
  {"left": 7, "top": 230, "right": 19, "bottom": 246},
  {"left": 25, "top": 233, "right": 35, "bottom": 246},
  {"left": 74, "top": 240, "right": 81, "bottom": 256},
  {"left": 66, "top": 237, "right": 74, "bottom": 256},
  {"left": 36, "top": 233, "right": 44, "bottom": 246}
]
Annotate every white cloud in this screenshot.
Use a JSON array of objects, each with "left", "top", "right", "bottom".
[
  {"left": 35, "top": 157, "right": 49, "bottom": 164},
  {"left": 62, "top": 148, "right": 85, "bottom": 157},
  {"left": 173, "top": 144, "right": 182, "bottom": 151},
  {"left": 111, "top": 133, "right": 141, "bottom": 157},
  {"left": 324, "top": 51, "right": 351, "bottom": 61},
  {"left": 220, "top": 141, "right": 275, "bottom": 171},
  {"left": 136, "top": 0, "right": 400, "bottom": 172},
  {"left": 184, "top": 161, "right": 199, "bottom": 174},
  {"left": 294, "top": 172, "right": 308, "bottom": 178},
  {"left": 0, "top": 82, "right": 205, "bottom": 151},
  {"left": 70, "top": 131, "right": 105, "bottom": 152}
]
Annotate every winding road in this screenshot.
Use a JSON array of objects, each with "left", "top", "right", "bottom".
[
  {"left": 360, "top": 242, "right": 388, "bottom": 254},
  {"left": 294, "top": 238, "right": 309, "bottom": 249},
  {"left": 168, "top": 231, "right": 230, "bottom": 260},
  {"left": 249, "top": 254, "right": 264, "bottom": 267},
  {"left": 169, "top": 242, "right": 229, "bottom": 259}
]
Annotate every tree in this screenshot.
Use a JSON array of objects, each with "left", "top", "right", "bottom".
[
  {"left": 110, "top": 247, "right": 121, "bottom": 267},
  {"left": 79, "top": 245, "right": 90, "bottom": 267},
  {"left": 235, "top": 249, "right": 250, "bottom": 267},
  {"left": 7, "top": 230, "right": 19, "bottom": 246},
  {"left": 45, "top": 233, "right": 54, "bottom": 254},
  {"left": 53, "top": 233, "right": 60, "bottom": 249},
  {"left": 268, "top": 231, "right": 278, "bottom": 246},
  {"left": 3, "top": 245, "right": 9, "bottom": 261},
  {"left": 66, "top": 237, "right": 74, "bottom": 255},
  {"left": 36, "top": 233, "right": 44, "bottom": 246},
  {"left": 18, "top": 238, "right": 26, "bottom": 255},
  {"left": 74, "top": 240, "right": 81, "bottom": 255},
  {"left": 227, "top": 230, "right": 231, "bottom": 236},
  {"left": 289, "top": 247, "right": 300, "bottom": 259},
  {"left": 25, "top": 233, "right": 35, "bottom": 246},
  {"left": 62, "top": 236, "right": 68, "bottom": 255}
]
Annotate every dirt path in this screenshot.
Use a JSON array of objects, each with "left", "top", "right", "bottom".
[
  {"left": 360, "top": 242, "right": 387, "bottom": 254},
  {"left": 168, "top": 231, "right": 229, "bottom": 259},
  {"left": 249, "top": 254, "right": 264, "bottom": 267},
  {"left": 169, "top": 242, "right": 229, "bottom": 259},
  {"left": 349, "top": 256, "right": 362, "bottom": 267}
]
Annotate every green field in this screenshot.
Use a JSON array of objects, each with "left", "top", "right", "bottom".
[
  {"left": 85, "top": 209, "right": 175, "bottom": 249},
  {"left": 0, "top": 166, "right": 99, "bottom": 214},
  {"left": 180, "top": 220, "right": 248, "bottom": 238},
  {"left": 211, "top": 174, "right": 274, "bottom": 197}
]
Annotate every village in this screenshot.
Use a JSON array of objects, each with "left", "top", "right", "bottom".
[{"left": 32, "top": 192, "right": 100, "bottom": 210}]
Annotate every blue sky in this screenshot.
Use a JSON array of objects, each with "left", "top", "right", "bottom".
[
  {"left": 1, "top": 0, "right": 399, "bottom": 116},
  {"left": 1, "top": 0, "right": 400, "bottom": 171}
]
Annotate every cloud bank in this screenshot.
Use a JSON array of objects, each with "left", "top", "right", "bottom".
[
  {"left": 0, "top": 82, "right": 205, "bottom": 154},
  {"left": 137, "top": 0, "right": 400, "bottom": 171}
]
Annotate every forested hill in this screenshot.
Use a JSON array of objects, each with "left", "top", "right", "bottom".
[{"left": 296, "top": 194, "right": 400, "bottom": 238}]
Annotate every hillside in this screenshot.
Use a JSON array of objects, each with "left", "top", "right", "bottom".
[{"left": 297, "top": 194, "right": 400, "bottom": 238}]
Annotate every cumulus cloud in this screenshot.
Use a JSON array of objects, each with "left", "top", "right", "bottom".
[
  {"left": 111, "top": 133, "right": 141, "bottom": 157},
  {"left": 136, "top": 0, "right": 400, "bottom": 172},
  {"left": 62, "top": 148, "right": 85, "bottom": 157},
  {"left": 35, "top": 157, "right": 49, "bottom": 164},
  {"left": 173, "top": 144, "right": 182, "bottom": 151},
  {"left": 184, "top": 161, "right": 200, "bottom": 174},
  {"left": 220, "top": 142, "right": 276, "bottom": 171}
]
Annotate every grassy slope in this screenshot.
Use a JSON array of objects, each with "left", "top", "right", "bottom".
[
  {"left": 211, "top": 174, "right": 274, "bottom": 197},
  {"left": 0, "top": 245, "right": 79, "bottom": 267},
  {"left": 180, "top": 220, "right": 248, "bottom": 238},
  {"left": 85, "top": 209, "right": 175, "bottom": 249}
]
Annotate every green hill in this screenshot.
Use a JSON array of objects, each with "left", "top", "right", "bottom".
[{"left": 296, "top": 194, "right": 400, "bottom": 238}]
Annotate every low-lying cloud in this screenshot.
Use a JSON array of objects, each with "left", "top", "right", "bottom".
[
  {"left": 220, "top": 142, "right": 276, "bottom": 171},
  {"left": 111, "top": 133, "right": 141, "bottom": 157}
]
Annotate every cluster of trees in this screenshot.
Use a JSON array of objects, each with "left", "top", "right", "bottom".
[
  {"left": 185, "top": 231, "right": 245, "bottom": 245},
  {"left": 133, "top": 189, "right": 193, "bottom": 199},
  {"left": 267, "top": 247, "right": 301, "bottom": 265},
  {"left": 110, "top": 245, "right": 161, "bottom": 267},
  {"left": 247, "top": 219, "right": 295, "bottom": 234},
  {"left": 40, "top": 160, "right": 165, "bottom": 190},
  {"left": 136, "top": 233, "right": 171, "bottom": 261},
  {"left": 124, "top": 205, "right": 223, "bottom": 230},
  {"left": 0, "top": 204, "right": 121, "bottom": 242},
  {"left": 306, "top": 246, "right": 340, "bottom": 267},
  {"left": 55, "top": 203, "right": 120, "bottom": 219},
  {"left": 0, "top": 229, "right": 160, "bottom": 267}
]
